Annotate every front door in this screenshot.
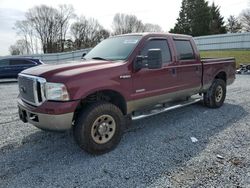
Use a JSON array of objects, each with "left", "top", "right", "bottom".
[{"left": 131, "top": 38, "right": 180, "bottom": 110}]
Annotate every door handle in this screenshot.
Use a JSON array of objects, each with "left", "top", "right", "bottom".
[
  {"left": 171, "top": 68, "right": 176, "bottom": 75},
  {"left": 4, "top": 67, "right": 12, "bottom": 70}
]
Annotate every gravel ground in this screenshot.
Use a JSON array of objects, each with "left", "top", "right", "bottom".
[{"left": 0, "top": 75, "right": 249, "bottom": 188}]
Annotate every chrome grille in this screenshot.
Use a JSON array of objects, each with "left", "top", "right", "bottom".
[
  {"left": 18, "top": 75, "right": 36, "bottom": 104},
  {"left": 18, "top": 74, "right": 46, "bottom": 106}
]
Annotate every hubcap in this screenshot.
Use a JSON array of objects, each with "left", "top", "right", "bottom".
[
  {"left": 91, "top": 115, "right": 116, "bottom": 144},
  {"left": 215, "top": 85, "right": 223, "bottom": 103}
]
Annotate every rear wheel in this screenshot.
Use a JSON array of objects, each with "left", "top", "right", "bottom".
[
  {"left": 203, "top": 79, "right": 226, "bottom": 108},
  {"left": 73, "top": 101, "right": 125, "bottom": 155}
]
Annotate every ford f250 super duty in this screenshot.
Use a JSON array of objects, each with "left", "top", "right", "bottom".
[{"left": 17, "top": 33, "right": 236, "bottom": 154}]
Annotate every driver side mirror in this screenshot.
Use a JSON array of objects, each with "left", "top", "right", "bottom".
[{"left": 134, "top": 49, "right": 162, "bottom": 71}]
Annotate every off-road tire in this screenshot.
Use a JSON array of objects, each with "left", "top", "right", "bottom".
[
  {"left": 73, "top": 101, "right": 125, "bottom": 155},
  {"left": 203, "top": 79, "right": 226, "bottom": 108}
]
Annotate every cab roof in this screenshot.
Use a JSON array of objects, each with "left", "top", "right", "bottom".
[{"left": 114, "top": 32, "right": 192, "bottom": 39}]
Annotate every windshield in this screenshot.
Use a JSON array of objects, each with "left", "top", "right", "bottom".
[{"left": 84, "top": 35, "right": 142, "bottom": 61}]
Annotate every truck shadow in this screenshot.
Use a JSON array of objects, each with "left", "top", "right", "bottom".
[{"left": 0, "top": 102, "right": 247, "bottom": 187}]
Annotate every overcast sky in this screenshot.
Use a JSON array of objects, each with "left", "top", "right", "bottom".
[{"left": 0, "top": 0, "right": 249, "bottom": 56}]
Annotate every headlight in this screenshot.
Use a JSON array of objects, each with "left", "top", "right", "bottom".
[{"left": 45, "top": 82, "right": 70, "bottom": 101}]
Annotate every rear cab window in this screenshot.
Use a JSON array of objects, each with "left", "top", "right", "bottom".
[
  {"left": 141, "top": 39, "right": 172, "bottom": 64},
  {"left": 174, "top": 40, "right": 195, "bottom": 61}
]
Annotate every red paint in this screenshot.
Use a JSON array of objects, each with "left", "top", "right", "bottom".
[{"left": 21, "top": 33, "right": 236, "bottom": 115}]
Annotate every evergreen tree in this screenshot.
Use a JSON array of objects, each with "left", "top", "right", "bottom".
[
  {"left": 209, "top": 2, "right": 226, "bottom": 34},
  {"left": 170, "top": 0, "right": 211, "bottom": 36},
  {"left": 189, "top": 0, "right": 211, "bottom": 36},
  {"left": 170, "top": 0, "right": 191, "bottom": 35},
  {"left": 170, "top": 0, "right": 229, "bottom": 36}
]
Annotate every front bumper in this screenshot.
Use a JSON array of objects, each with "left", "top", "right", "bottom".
[{"left": 18, "top": 99, "right": 75, "bottom": 131}]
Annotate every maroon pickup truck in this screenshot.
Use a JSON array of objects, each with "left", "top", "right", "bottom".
[{"left": 18, "top": 33, "right": 236, "bottom": 154}]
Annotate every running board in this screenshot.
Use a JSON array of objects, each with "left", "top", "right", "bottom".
[{"left": 132, "top": 97, "right": 202, "bottom": 121}]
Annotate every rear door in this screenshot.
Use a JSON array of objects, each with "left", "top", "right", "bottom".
[{"left": 173, "top": 39, "right": 202, "bottom": 95}]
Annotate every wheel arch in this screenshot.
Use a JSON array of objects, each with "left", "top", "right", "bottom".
[
  {"left": 215, "top": 71, "right": 227, "bottom": 83},
  {"left": 73, "top": 89, "right": 127, "bottom": 122}
]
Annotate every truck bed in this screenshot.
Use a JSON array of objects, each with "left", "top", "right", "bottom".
[{"left": 201, "top": 57, "right": 236, "bottom": 90}]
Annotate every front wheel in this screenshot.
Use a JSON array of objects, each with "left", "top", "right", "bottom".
[
  {"left": 203, "top": 79, "right": 226, "bottom": 108},
  {"left": 73, "top": 101, "right": 125, "bottom": 155}
]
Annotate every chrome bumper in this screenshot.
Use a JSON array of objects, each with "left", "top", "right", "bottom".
[{"left": 18, "top": 102, "right": 73, "bottom": 131}]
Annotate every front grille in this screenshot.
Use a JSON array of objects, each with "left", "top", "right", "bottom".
[
  {"left": 18, "top": 75, "right": 36, "bottom": 104},
  {"left": 18, "top": 74, "right": 46, "bottom": 106}
]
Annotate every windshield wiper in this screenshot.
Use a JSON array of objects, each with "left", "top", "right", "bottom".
[{"left": 91, "top": 57, "right": 109, "bottom": 61}]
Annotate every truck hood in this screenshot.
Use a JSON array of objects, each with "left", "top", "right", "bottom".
[{"left": 22, "top": 60, "right": 124, "bottom": 80}]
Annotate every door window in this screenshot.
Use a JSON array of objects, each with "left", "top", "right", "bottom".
[
  {"left": 141, "top": 39, "right": 172, "bottom": 63},
  {"left": 9, "top": 59, "right": 34, "bottom": 66},
  {"left": 174, "top": 40, "right": 195, "bottom": 60},
  {"left": 0, "top": 59, "right": 10, "bottom": 67}
]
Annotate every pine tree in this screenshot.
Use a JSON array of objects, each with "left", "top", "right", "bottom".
[
  {"left": 209, "top": 2, "right": 226, "bottom": 34},
  {"left": 189, "top": 0, "right": 211, "bottom": 36},
  {"left": 170, "top": 0, "right": 191, "bottom": 35},
  {"left": 170, "top": 0, "right": 211, "bottom": 36}
]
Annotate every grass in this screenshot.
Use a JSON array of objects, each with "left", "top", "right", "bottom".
[{"left": 200, "top": 50, "right": 250, "bottom": 68}]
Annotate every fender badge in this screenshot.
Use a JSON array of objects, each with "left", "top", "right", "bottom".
[
  {"left": 120, "top": 75, "right": 131, "bottom": 79},
  {"left": 136, "top": 89, "right": 145, "bottom": 93}
]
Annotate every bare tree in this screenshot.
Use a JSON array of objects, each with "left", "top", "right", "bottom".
[
  {"left": 9, "top": 45, "right": 21, "bottom": 55},
  {"left": 86, "top": 18, "right": 110, "bottom": 47},
  {"left": 143, "top": 23, "right": 163, "bottom": 32},
  {"left": 57, "top": 4, "right": 75, "bottom": 52},
  {"left": 240, "top": 9, "right": 250, "bottom": 32},
  {"left": 226, "top": 15, "right": 242, "bottom": 33},
  {"left": 70, "top": 16, "right": 90, "bottom": 49},
  {"left": 25, "top": 5, "right": 61, "bottom": 53},
  {"left": 9, "top": 39, "right": 31, "bottom": 55},
  {"left": 112, "top": 13, "right": 144, "bottom": 35},
  {"left": 71, "top": 16, "right": 109, "bottom": 49},
  {"left": 14, "top": 4, "right": 75, "bottom": 53},
  {"left": 94, "top": 29, "right": 110, "bottom": 43},
  {"left": 14, "top": 20, "right": 35, "bottom": 54}
]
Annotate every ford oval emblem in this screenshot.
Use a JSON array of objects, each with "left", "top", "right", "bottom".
[{"left": 20, "top": 86, "right": 26, "bottom": 93}]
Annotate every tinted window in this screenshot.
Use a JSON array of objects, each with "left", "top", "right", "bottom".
[
  {"left": 141, "top": 40, "right": 171, "bottom": 63},
  {"left": 9, "top": 59, "right": 34, "bottom": 65},
  {"left": 0, "top": 59, "right": 10, "bottom": 67},
  {"left": 174, "top": 40, "right": 195, "bottom": 60},
  {"left": 21, "top": 60, "right": 35, "bottom": 65}
]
